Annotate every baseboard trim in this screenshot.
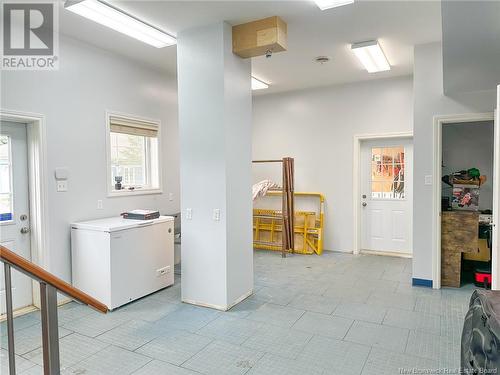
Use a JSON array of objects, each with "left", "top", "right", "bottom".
[
  {"left": 412, "top": 278, "right": 433, "bottom": 288},
  {"left": 226, "top": 290, "right": 254, "bottom": 310},
  {"left": 360, "top": 249, "right": 412, "bottom": 258},
  {"left": 58, "top": 297, "right": 73, "bottom": 306},
  {"left": 0, "top": 296, "right": 83, "bottom": 322},
  {"left": 323, "top": 249, "right": 353, "bottom": 254},
  {"left": 182, "top": 289, "right": 253, "bottom": 311},
  {"left": 0, "top": 305, "right": 38, "bottom": 322}
]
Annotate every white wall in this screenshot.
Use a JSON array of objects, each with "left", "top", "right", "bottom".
[
  {"left": 252, "top": 77, "right": 413, "bottom": 252},
  {"left": 1, "top": 36, "right": 180, "bottom": 282},
  {"left": 413, "top": 42, "right": 496, "bottom": 282},
  {"left": 442, "top": 121, "right": 494, "bottom": 211},
  {"left": 442, "top": 1, "right": 500, "bottom": 94}
]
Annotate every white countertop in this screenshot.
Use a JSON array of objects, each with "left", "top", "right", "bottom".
[{"left": 71, "top": 215, "right": 174, "bottom": 232}]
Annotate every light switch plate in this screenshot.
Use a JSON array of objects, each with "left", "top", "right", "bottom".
[
  {"left": 56, "top": 180, "right": 68, "bottom": 192},
  {"left": 186, "top": 208, "right": 192, "bottom": 220},
  {"left": 213, "top": 209, "right": 220, "bottom": 221},
  {"left": 424, "top": 175, "right": 433, "bottom": 185},
  {"left": 54, "top": 167, "right": 69, "bottom": 180}
]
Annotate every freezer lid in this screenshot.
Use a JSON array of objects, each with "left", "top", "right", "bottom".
[{"left": 71, "top": 215, "right": 174, "bottom": 232}]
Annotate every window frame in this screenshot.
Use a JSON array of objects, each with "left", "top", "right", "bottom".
[{"left": 105, "top": 111, "right": 163, "bottom": 197}]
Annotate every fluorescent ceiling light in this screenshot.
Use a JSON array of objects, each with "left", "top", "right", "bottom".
[
  {"left": 314, "top": 0, "right": 354, "bottom": 10},
  {"left": 65, "top": 0, "right": 176, "bottom": 48},
  {"left": 351, "top": 40, "right": 391, "bottom": 73},
  {"left": 252, "top": 77, "right": 269, "bottom": 90}
]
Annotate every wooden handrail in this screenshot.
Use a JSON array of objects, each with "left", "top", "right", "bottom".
[{"left": 0, "top": 245, "right": 108, "bottom": 313}]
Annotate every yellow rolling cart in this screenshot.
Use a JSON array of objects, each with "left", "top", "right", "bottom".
[{"left": 253, "top": 192, "right": 325, "bottom": 255}]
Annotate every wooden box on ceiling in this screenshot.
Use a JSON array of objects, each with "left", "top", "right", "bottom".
[{"left": 232, "top": 16, "right": 287, "bottom": 58}]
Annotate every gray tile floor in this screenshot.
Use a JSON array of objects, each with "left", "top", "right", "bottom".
[{"left": 1, "top": 250, "right": 476, "bottom": 374}]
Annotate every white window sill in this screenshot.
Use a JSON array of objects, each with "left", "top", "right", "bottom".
[
  {"left": 0, "top": 220, "right": 15, "bottom": 226},
  {"left": 107, "top": 189, "right": 163, "bottom": 198}
]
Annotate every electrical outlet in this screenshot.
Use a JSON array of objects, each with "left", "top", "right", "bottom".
[
  {"left": 156, "top": 266, "right": 170, "bottom": 277},
  {"left": 97, "top": 200, "right": 103, "bottom": 209},
  {"left": 213, "top": 208, "right": 220, "bottom": 221},
  {"left": 56, "top": 180, "right": 68, "bottom": 192},
  {"left": 186, "top": 208, "right": 192, "bottom": 220}
]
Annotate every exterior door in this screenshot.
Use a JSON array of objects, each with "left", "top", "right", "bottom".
[
  {"left": 360, "top": 138, "right": 413, "bottom": 255},
  {"left": 0, "top": 121, "right": 33, "bottom": 313}
]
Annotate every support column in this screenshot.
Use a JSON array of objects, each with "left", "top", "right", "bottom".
[{"left": 177, "top": 21, "right": 253, "bottom": 310}]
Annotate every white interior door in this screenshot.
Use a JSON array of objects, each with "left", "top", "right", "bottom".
[
  {"left": 0, "top": 121, "right": 33, "bottom": 313},
  {"left": 360, "top": 138, "right": 413, "bottom": 255},
  {"left": 493, "top": 85, "right": 500, "bottom": 291}
]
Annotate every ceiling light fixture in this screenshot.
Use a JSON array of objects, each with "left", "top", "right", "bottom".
[
  {"left": 252, "top": 77, "right": 269, "bottom": 90},
  {"left": 314, "top": 0, "right": 354, "bottom": 10},
  {"left": 351, "top": 40, "right": 390, "bottom": 73},
  {"left": 64, "top": 0, "right": 176, "bottom": 48}
]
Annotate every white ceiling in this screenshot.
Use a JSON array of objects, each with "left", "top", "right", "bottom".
[{"left": 59, "top": 0, "right": 443, "bottom": 94}]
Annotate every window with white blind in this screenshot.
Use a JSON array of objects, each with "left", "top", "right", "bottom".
[{"left": 106, "top": 113, "right": 161, "bottom": 195}]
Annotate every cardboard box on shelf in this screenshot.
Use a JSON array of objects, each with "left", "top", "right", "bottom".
[{"left": 464, "top": 238, "right": 491, "bottom": 262}]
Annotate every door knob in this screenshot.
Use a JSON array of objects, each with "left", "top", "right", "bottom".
[
  {"left": 20, "top": 227, "right": 30, "bottom": 234},
  {"left": 362, "top": 202, "right": 367, "bottom": 207}
]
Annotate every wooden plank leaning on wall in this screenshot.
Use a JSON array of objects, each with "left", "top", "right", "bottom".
[{"left": 252, "top": 157, "right": 295, "bottom": 257}]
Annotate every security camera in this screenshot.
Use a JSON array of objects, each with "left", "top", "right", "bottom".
[{"left": 265, "top": 50, "right": 273, "bottom": 58}]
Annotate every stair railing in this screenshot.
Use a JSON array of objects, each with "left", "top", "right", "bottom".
[{"left": 0, "top": 245, "right": 108, "bottom": 375}]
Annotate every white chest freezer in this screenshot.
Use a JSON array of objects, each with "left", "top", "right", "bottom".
[{"left": 71, "top": 216, "right": 174, "bottom": 310}]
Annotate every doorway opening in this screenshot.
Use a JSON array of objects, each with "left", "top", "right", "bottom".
[
  {"left": 433, "top": 113, "right": 496, "bottom": 290},
  {"left": 353, "top": 132, "right": 413, "bottom": 256},
  {"left": 0, "top": 110, "right": 48, "bottom": 316}
]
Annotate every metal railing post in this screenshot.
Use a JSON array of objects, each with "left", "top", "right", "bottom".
[
  {"left": 40, "top": 282, "right": 60, "bottom": 375},
  {"left": 4, "top": 263, "right": 16, "bottom": 375}
]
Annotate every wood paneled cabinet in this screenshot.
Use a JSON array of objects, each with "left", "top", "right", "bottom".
[
  {"left": 441, "top": 211, "right": 479, "bottom": 287},
  {"left": 232, "top": 16, "right": 287, "bottom": 58}
]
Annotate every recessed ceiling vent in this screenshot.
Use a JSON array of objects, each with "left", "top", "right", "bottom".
[{"left": 315, "top": 56, "right": 330, "bottom": 64}]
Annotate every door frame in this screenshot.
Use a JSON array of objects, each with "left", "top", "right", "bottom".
[
  {"left": 432, "top": 112, "right": 495, "bottom": 290},
  {"left": 1, "top": 109, "right": 49, "bottom": 307},
  {"left": 353, "top": 131, "right": 414, "bottom": 255}
]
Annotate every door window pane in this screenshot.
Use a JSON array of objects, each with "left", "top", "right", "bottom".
[
  {"left": 371, "top": 146, "right": 405, "bottom": 199},
  {"left": 0, "top": 136, "right": 13, "bottom": 221},
  {"left": 0, "top": 165, "right": 10, "bottom": 193},
  {"left": 0, "top": 136, "right": 9, "bottom": 160}
]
